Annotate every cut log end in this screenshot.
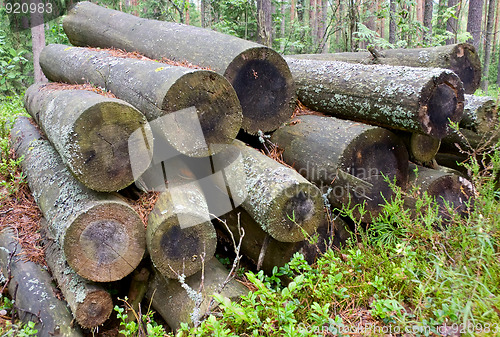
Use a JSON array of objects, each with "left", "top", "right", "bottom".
[
  {"left": 426, "top": 174, "right": 474, "bottom": 216},
  {"left": 65, "top": 202, "right": 146, "bottom": 282},
  {"left": 148, "top": 216, "right": 217, "bottom": 279},
  {"left": 76, "top": 290, "right": 114, "bottom": 329},
  {"left": 420, "top": 75, "right": 464, "bottom": 138},
  {"left": 162, "top": 71, "right": 243, "bottom": 157},
  {"left": 344, "top": 128, "right": 409, "bottom": 220},
  {"left": 225, "top": 47, "right": 296, "bottom": 134},
  {"left": 268, "top": 183, "right": 324, "bottom": 242},
  {"left": 451, "top": 44, "right": 482, "bottom": 94},
  {"left": 72, "top": 101, "right": 153, "bottom": 191},
  {"left": 410, "top": 133, "right": 441, "bottom": 163}
]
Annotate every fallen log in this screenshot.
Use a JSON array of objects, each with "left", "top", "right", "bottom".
[
  {"left": 271, "top": 115, "right": 409, "bottom": 222},
  {"left": 62, "top": 1, "right": 295, "bottom": 134},
  {"left": 0, "top": 228, "right": 83, "bottom": 336},
  {"left": 289, "top": 43, "right": 481, "bottom": 94},
  {"left": 408, "top": 163, "right": 474, "bottom": 218},
  {"left": 41, "top": 218, "right": 113, "bottom": 329},
  {"left": 24, "top": 83, "right": 153, "bottom": 192},
  {"left": 40, "top": 44, "right": 242, "bottom": 157},
  {"left": 461, "top": 94, "right": 498, "bottom": 133},
  {"left": 146, "top": 259, "right": 248, "bottom": 330},
  {"left": 11, "top": 117, "right": 145, "bottom": 282},
  {"left": 214, "top": 207, "right": 334, "bottom": 274},
  {"left": 440, "top": 128, "right": 500, "bottom": 154},
  {"left": 222, "top": 140, "right": 325, "bottom": 242},
  {"left": 147, "top": 183, "right": 217, "bottom": 279},
  {"left": 284, "top": 57, "right": 464, "bottom": 139}
]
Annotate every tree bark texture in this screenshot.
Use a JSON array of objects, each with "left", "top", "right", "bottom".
[
  {"left": 423, "top": 0, "right": 434, "bottom": 43},
  {"left": 0, "top": 228, "right": 83, "bottom": 336},
  {"left": 10, "top": 117, "right": 145, "bottom": 282},
  {"left": 289, "top": 43, "right": 481, "bottom": 94},
  {"left": 146, "top": 259, "right": 247, "bottom": 330},
  {"left": 440, "top": 127, "right": 499, "bottom": 153},
  {"left": 389, "top": 0, "right": 396, "bottom": 44},
  {"left": 271, "top": 115, "right": 409, "bottom": 222},
  {"left": 257, "top": 0, "right": 272, "bottom": 47},
  {"left": 222, "top": 140, "right": 325, "bottom": 242},
  {"left": 30, "top": 0, "right": 47, "bottom": 83},
  {"left": 24, "top": 83, "right": 153, "bottom": 192},
  {"left": 446, "top": 0, "right": 459, "bottom": 44},
  {"left": 215, "top": 206, "right": 337, "bottom": 274},
  {"left": 41, "top": 219, "right": 113, "bottom": 329},
  {"left": 461, "top": 94, "right": 498, "bottom": 132},
  {"left": 62, "top": 1, "right": 295, "bottom": 134},
  {"left": 480, "top": 0, "right": 496, "bottom": 92},
  {"left": 39, "top": 44, "right": 242, "bottom": 158},
  {"left": 284, "top": 57, "right": 465, "bottom": 138},
  {"left": 147, "top": 183, "right": 217, "bottom": 279},
  {"left": 467, "top": 0, "right": 485, "bottom": 50}
]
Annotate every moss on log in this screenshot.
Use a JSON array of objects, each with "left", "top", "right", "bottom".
[
  {"left": 24, "top": 83, "right": 153, "bottom": 192},
  {"left": 0, "top": 228, "right": 83, "bottom": 336},
  {"left": 41, "top": 219, "right": 113, "bottom": 329},
  {"left": 221, "top": 140, "right": 324, "bottom": 242},
  {"left": 461, "top": 94, "right": 498, "bottom": 133},
  {"left": 40, "top": 44, "right": 242, "bottom": 157},
  {"left": 147, "top": 183, "right": 217, "bottom": 279},
  {"left": 11, "top": 117, "right": 145, "bottom": 282},
  {"left": 271, "top": 115, "right": 409, "bottom": 222},
  {"left": 146, "top": 259, "right": 247, "bottom": 330},
  {"left": 289, "top": 44, "right": 481, "bottom": 94},
  {"left": 285, "top": 57, "right": 464, "bottom": 139},
  {"left": 215, "top": 206, "right": 335, "bottom": 274},
  {"left": 408, "top": 163, "right": 474, "bottom": 218},
  {"left": 62, "top": 1, "right": 295, "bottom": 134}
]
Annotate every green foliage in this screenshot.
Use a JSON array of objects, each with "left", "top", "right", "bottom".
[
  {"left": 0, "top": 321, "right": 38, "bottom": 336},
  {"left": 115, "top": 298, "right": 168, "bottom": 337},
  {"left": 0, "top": 95, "right": 26, "bottom": 197}
]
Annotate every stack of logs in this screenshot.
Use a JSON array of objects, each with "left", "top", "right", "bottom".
[{"left": 3, "top": 1, "right": 496, "bottom": 334}]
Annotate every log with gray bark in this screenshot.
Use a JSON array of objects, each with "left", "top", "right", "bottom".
[
  {"left": 39, "top": 44, "right": 242, "bottom": 157},
  {"left": 461, "top": 94, "right": 498, "bottom": 133},
  {"left": 220, "top": 140, "right": 325, "bottom": 242},
  {"left": 271, "top": 115, "right": 409, "bottom": 222},
  {"left": 408, "top": 163, "right": 474, "bottom": 218},
  {"left": 0, "top": 228, "right": 83, "bottom": 336},
  {"left": 147, "top": 183, "right": 217, "bottom": 279},
  {"left": 289, "top": 43, "right": 481, "bottom": 94},
  {"left": 215, "top": 206, "right": 337, "bottom": 274},
  {"left": 11, "top": 117, "right": 145, "bottom": 282},
  {"left": 62, "top": 1, "right": 295, "bottom": 134},
  {"left": 146, "top": 259, "right": 247, "bottom": 330},
  {"left": 440, "top": 128, "right": 499, "bottom": 154},
  {"left": 24, "top": 83, "right": 153, "bottom": 192},
  {"left": 285, "top": 57, "right": 465, "bottom": 139}
]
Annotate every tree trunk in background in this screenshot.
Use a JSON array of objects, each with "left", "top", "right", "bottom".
[
  {"left": 446, "top": 0, "right": 459, "bottom": 44},
  {"left": 30, "top": 0, "right": 47, "bottom": 83},
  {"left": 480, "top": 0, "right": 496, "bottom": 92},
  {"left": 467, "top": 0, "right": 485, "bottom": 50},
  {"left": 200, "top": 0, "right": 210, "bottom": 28},
  {"left": 291, "top": 0, "right": 296, "bottom": 20},
  {"left": 321, "top": 0, "right": 328, "bottom": 52},
  {"left": 280, "top": 0, "right": 286, "bottom": 51},
  {"left": 416, "top": 0, "right": 424, "bottom": 24},
  {"left": 436, "top": 0, "right": 447, "bottom": 30},
  {"left": 257, "top": 0, "right": 272, "bottom": 47},
  {"left": 316, "top": 0, "right": 324, "bottom": 51},
  {"left": 492, "top": 0, "right": 500, "bottom": 53},
  {"left": 309, "top": 0, "right": 317, "bottom": 46},
  {"left": 389, "top": 0, "right": 396, "bottom": 44},
  {"left": 423, "top": 0, "right": 433, "bottom": 44},
  {"left": 297, "top": 0, "right": 305, "bottom": 21},
  {"left": 378, "top": 0, "right": 385, "bottom": 39},
  {"left": 363, "top": 0, "right": 376, "bottom": 49},
  {"left": 496, "top": 52, "right": 500, "bottom": 85}
]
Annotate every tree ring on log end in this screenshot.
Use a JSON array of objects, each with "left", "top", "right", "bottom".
[
  {"left": 162, "top": 71, "right": 242, "bottom": 157},
  {"left": 419, "top": 73, "right": 464, "bottom": 139},
  {"left": 76, "top": 290, "right": 113, "bottom": 329},
  {"left": 410, "top": 133, "right": 441, "bottom": 163},
  {"left": 225, "top": 47, "right": 296, "bottom": 134},
  {"left": 341, "top": 128, "right": 409, "bottom": 221},
  {"left": 148, "top": 215, "right": 216, "bottom": 279},
  {"left": 72, "top": 101, "right": 153, "bottom": 192},
  {"left": 64, "top": 202, "right": 145, "bottom": 282},
  {"left": 267, "top": 183, "right": 324, "bottom": 243},
  {"left": 425, "top": 175, "right": 474, "bottom": 219}
]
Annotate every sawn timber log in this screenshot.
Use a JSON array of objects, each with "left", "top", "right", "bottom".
[
  {"left": 11, "top": 117, "right": 145, "bottom": 282},
  {"left": 62, "top": 1, "right": 295, "bottom": 134}
]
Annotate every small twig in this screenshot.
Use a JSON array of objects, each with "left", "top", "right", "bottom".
[
  {"left": 368, "top": 46, "right": 382, "bottom": 59},
  {"left": 257, "top": 235, "right": 270, "bottom": 271}
]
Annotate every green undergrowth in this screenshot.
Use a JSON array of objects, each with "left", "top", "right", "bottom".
[{"left": 0, "top": 94, "right": 26, "bottom": 199}]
